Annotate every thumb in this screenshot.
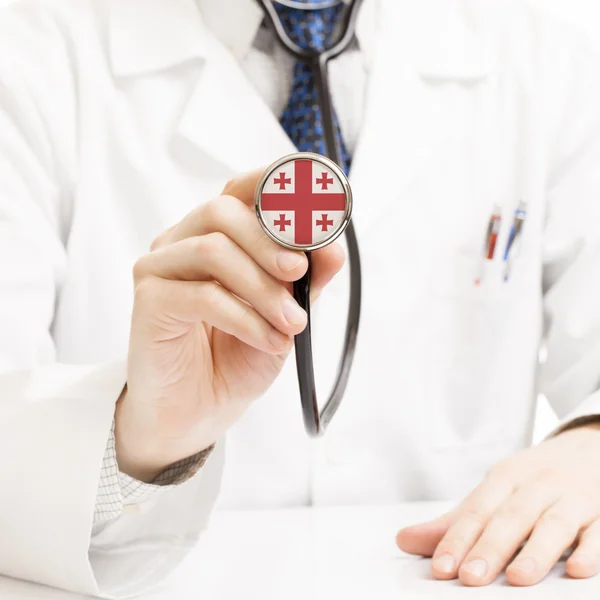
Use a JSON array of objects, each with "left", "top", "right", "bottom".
[{"left": 396, "top": 511, "right": 455, "bottom": 557}]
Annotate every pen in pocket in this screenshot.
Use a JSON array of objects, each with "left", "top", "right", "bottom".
[
  {"left": 475, "top": 204, "right": 502, "bottom": 286},
  {"left": 503, "top": 200, "right": 527, "bottom": 282}
]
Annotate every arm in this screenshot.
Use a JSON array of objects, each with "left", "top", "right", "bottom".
[
  {"left": 397, "top": 36, "right": 600, "bottom": 589},
  {"left": 0, "top": 8, "right": 224, "bottom": 597},
  {"left": 0, "top": 6, "right": 343, "bottom": 597}
]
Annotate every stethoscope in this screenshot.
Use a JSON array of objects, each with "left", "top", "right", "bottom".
[{"left": 255, "top": 0, "right": 364, "bottom": 437}]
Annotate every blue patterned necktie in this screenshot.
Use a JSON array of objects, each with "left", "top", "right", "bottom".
[{"left": 273, "top": 0, "right": 352, "bottom": 173}]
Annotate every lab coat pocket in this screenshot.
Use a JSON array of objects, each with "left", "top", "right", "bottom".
[{"left": 424, "top": 252, "right": 528, "bottom": 450}]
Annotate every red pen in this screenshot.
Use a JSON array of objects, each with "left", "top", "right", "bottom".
[{"left": 475, "top": 205, "right": 502, "bottom": 285}]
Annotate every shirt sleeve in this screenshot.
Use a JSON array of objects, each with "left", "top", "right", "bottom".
[{"left": 94, "top": 423, "right": 215, "bottom": 524}]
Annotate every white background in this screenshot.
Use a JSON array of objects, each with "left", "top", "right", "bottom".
[{"left": 1, "top": 0, "right": 599, "bottom": 439}]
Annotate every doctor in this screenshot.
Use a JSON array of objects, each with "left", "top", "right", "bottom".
[{"left": 2, "top": 0, "right": 600, "bottom": 596}]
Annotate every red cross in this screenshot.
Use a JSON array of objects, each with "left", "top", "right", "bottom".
[
  {"left": 273, "top": 214, "right": 291, "bottom": 232},
  {"left": 316, "top": 172, "right": 334, "bottom": 190},
  {"left": 261, "top": 161, "right": 345, "bottom": 244},
  {"left": 273, "top": 172, "right": 292, "bottom": 190},
  {"left": 316, "top": 214, "right": 334, "bottom": 232}
]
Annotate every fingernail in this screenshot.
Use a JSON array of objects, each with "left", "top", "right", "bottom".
[
  {"left": 432, "top": 554, "right": 456, "bottom": 574},
  {"left": 277, "top": 251, "right": 303, "bottom": 272},
  {"left": 511, "top": 557, "right": 537, "bottom": 575},
  {"left": 282, "top": 298, "right": 306, "bottom": 325},
  {"left": 268, "top": 328, "right": 291, "bottom": 351},
  {"left": 462, "top": 559, "right": 488, "bottom": 579}
]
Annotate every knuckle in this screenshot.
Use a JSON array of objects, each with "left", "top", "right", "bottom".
[
  {"left": 149, "top": 236, "right": 162, "bottom": 252},
  {"left": 132, "top": 254, "right": 152, "bottom": 283},
  {"left": 491, "top": 505, "right": 524, "bottom": 529},
  {"left": 535, "top": 477, "right": 563, "bottom": 500},
  {"left": 218, "top": 193, "right": 241, "bottom": 209},
  {"left": 200, "top": 197, "right": 222, "bottom": 225},
  {"left": 133, "top": 276, "right": 161, "bottom": 307},
  {"left": 220, "top": 177, "right": 239, "bottom": 197},
  {"left": 186, "top": 235, "right": 209, "bottom": 258},
  {"left": 440, "top": 530, "right": 470, "bottom": 549},
  {"left": 206, "top": 230, "right": 231, "bottom": 254},
  {"left": 150, "top": 226, "right": 174, "bottom": 251},
  {"left": 235, "top": 300, "right": 255, "bottom": 329},
  {"left": 186, "top": 232, "right": 230, "bottom": 262},
  {"left": 538, "top": 510, "right": 579, "bottom": 535},
  {"left": 460, "top": 507, "right": 490, "bottom": 528},
  {"left": 205, "top": 194, "right": 236, "bottom": 222},
  {"left": 131, "top": 253, "right": 154, "bottom": 285},
  {"left": 198, "top": 280, "right": 222, "bottom": 305},
  {"left": 486, "top": 458, "right": 514, "bottom": 481},
  {"left": 495, "top": 499, "right": 525, "bottom": 521}
]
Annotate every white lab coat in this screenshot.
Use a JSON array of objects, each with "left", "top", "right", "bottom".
[{"left": 1, "top": 0, "right": 600, "bottom": 596}]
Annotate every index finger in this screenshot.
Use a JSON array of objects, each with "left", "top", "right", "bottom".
[
  {"left": 151, "top": 166, "right": 344, "bottom": 291},
  {"left": 222, "top": 166, "right": 346, "bottom": 296},
  {"left": 225, "top": 165, "right": 347, "bottom": 297},
  {"left": 150, "top": 167, "right": 267, "bottom": 251}
]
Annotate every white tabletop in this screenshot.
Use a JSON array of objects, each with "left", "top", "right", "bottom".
[{"left": 1, "top": 502, "right": 599, "bottom": 599}]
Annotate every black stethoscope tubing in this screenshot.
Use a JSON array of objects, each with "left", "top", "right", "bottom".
[{"left": 257, "top": 0, "right": 364, "bottom": 437}]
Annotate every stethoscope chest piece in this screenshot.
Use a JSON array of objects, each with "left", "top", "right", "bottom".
[{"left": 255, "top": 152, "right": 352, "bottom": 252}]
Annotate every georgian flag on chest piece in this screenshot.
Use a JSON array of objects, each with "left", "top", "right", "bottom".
[{"left": 256, "top": 156, "right": 351, "bottom": 250}]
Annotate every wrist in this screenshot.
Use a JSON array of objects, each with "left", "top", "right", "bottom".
[
  {"left": 114, "top": 386, "right": 164, "bottom": 481},
  {"left": 114, "top": 386, "right": 215, "bottom": 482}
]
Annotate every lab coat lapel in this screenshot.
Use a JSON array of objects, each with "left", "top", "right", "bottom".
[
  {"left": 175, "top": 46, "right": 296, "bottom": 174},
  {"left": 351, "top": 0, "right": 497, "bottom": 236},
  {"left": 108, "top": 0, "right": 498, "bottom": 202},
  {"left": 108, "top": 0, "right": 295, "bottom": 175},
  {"left": 173, "top": 0, "right": 295, "bottom": 174}
]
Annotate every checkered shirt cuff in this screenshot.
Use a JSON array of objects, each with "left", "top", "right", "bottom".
[{"left": 94, "top": 422, "right": 214, "bottom": 523}]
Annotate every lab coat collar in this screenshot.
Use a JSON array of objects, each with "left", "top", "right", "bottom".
[
  {"left": 408, "top": 0, "right": 499, "bottom": 81},
  {"left": 108, "top": 0, "right": 377, "bottom": 77},
  {"left": 195, "top": 0, "right": 264, "bottom": 63},
  {"left": 197, "top": 0, "right": 369, "bottom": 64},
  {"left": 108, "top": 0, "right": 497, "bottom": 80},
  {"left": 108, "top": 0, "right": 208, "bottom": 77}
]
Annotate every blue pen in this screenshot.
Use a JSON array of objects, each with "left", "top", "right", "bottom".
[{"left": 503, "top": 200, "right": 527, "bottom": 281}]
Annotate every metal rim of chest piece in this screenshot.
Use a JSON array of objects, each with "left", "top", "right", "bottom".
[{"left": 255, "top": 152, "right": 353, "bottom": 252}]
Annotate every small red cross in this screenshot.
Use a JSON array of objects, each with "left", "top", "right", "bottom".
[
  {"left": 273, "top": 172, "right": 292, "bottom": 190},
  {"left": 316, "top": 214, "right": 334, "bottom": 232},
  {"left": 273, "top": 214, "right": 291, "bottom": 232},
  {"left": 316, "top": 172, "right": 334, "bottom": 190}
]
